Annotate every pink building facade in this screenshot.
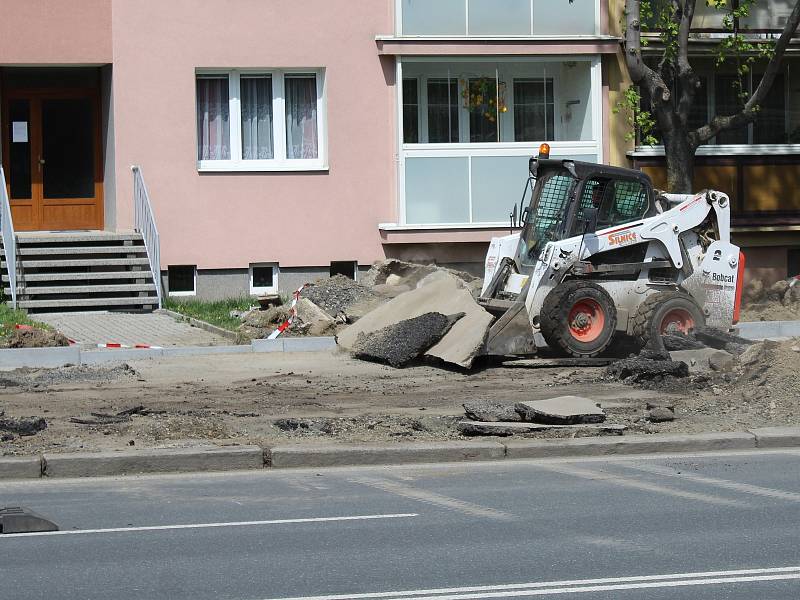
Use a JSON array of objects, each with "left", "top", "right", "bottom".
[{"left": 0, "top": 0, "right": 617, "bottom": 299}]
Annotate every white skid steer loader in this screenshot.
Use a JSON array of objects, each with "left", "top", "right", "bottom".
[{"left": 479, "top": 145, "right": 745, "bottom": 358}]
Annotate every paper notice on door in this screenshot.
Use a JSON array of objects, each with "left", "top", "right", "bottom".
[{"left": 12, "top": 121, "right": 28, "bottom": 143}]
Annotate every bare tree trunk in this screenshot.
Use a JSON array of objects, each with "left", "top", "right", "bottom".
[{"left": 663, "top": 131, "right": 695, "bottom": 193}]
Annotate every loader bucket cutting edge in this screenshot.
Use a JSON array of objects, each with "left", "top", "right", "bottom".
[{"left": 567, "top": 298, "right": 605, "bottom": 343}]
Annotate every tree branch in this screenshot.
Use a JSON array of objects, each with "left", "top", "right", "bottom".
[
  {"left": 624, "top": 0, "right": 671, "bottom": 104},
  {"left": 694, "top": 0, "right": 800, "bottom": 143}
]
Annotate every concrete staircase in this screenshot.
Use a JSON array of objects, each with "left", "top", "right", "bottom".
[{"left": 1, "top": 232, "right": 159, "bottom": 313}]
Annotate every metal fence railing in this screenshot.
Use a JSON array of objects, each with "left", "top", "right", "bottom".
[
  {"left": 132, "top": 166, "right": 162, "bottom": 308},
  {"left": 0, "top": 167, "right": 17, "bottom": 309}
]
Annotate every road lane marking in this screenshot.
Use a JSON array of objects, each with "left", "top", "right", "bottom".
[
  {"left": 349, "top": 477, "right": 514, "bottom": 521},
  {"left": 256, "top": 566, "right": 800, "bottom": 600},
  {"left": 535, "top": 463, "right": 748, "bottom": 507},
  {"left": 0, "top": 513, "right": 418, "bottom": 539},
  {"left": 621, "top": 463, "right": 800, "bottom": 502}
]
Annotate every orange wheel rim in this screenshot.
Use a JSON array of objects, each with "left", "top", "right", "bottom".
[
  {"left": 567, "top": 298, "right": 605, "bottom": 343},
  {"left": 660, "top": 308, "right": 695, "bottom": 335}
]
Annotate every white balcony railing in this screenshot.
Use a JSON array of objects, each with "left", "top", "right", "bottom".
[
  {"left": 0, "top": 167, "right": 17, "bottom": 309},
  {"left": 397, "top": 0, "right": 599, "bottom": 37}
]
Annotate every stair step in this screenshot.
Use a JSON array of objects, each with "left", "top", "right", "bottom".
[
  {"left": 18, "top": 245, "right": 147, "bottom": 256},
  {"left": 15, "top": 233, "right": 143, "bottom": 245},
  {"left": 10, "top": 283, "right": 156, "bottom": 296},
  {"left": 3, "top": 271, "right": 155, "bottom": 283},
  {"left": 18, "top": 296, "right": 160, "bottom": 310},
  {"left": 3, "top": 258, "right": 151, "bottom": 269}
]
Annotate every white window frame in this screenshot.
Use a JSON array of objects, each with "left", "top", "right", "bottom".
[
  {"left": 167, "top": 265, "right": 197, "bottom": 297},
  {"left": 249, "top": 263, "right": 280, "bottom": 295},
  {"left": 196, "top": 69, "right": 327, "bottom": 172}
]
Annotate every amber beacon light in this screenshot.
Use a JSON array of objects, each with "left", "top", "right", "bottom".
[{"left": 538, "top": 143, "right": 551, "bottom": 159}]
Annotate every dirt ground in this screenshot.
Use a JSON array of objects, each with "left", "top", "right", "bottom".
[{"left": 2, "top": 342, "right": 799, "bottom": 456}]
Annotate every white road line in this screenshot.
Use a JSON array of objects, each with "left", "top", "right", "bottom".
[
  {"left": 535, "top": 463, "right": 748, "bottom": 507},
  {"left": 257, "top": 567, "right": 800, "bottom": 600},
  {"left": 0, "top": 513, "right": 418, "bottom": 539},
  {"left": 350, "top": 477, "right": 514, "bottom": 521},
  {"left": 621, "top": 463, "right": 800, "bottom": 502}
]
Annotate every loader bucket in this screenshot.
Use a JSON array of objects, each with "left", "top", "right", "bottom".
[{"left": 482, "top": 300, "right": 537, "bottom": 357}]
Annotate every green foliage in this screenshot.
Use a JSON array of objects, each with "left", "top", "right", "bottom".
[
  {"left": 614, "top": 86, "right": 659, "bottom": 146},
  {"left": 164, "top": 297, "right": 257, "bottom": 331}
]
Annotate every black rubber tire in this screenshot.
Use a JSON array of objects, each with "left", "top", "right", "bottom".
[
  {"left": 540, "top": 280, "right": 618, "bottom": 358},
  {"left": 632, "top": 291, "right": 705, "bottom": 352}
]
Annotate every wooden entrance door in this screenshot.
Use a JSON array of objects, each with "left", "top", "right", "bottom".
[{"left": 2, "top": 89, "right": 103, "bottom": 231}]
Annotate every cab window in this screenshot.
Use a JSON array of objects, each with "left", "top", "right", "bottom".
[{"left": 574, "top": 177, "right": 649, "bottom": 234}]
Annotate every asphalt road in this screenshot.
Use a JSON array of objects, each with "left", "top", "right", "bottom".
[{"left": 2, "top": 449, "right": 800, "bottom": 600}]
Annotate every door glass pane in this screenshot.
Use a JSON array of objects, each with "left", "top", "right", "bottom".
[
  {"left": 42, "top": 98, "right": 95, "bottom": 199},
  {"left": 285, "top": 75, "right": 319, "bottom": 159},
  {"left": 427, "top": 79, "right": 459, "bottom": 143},
  {"left": 403, "top": 79, "right": 419, "bottom": 143},
  {"left": 402, "top": 0, "right": 466, "bottom": 35},
  {"left": 8, "top": 100, "right": 31, "bottom": 199},
  {"left": 468, "top": 0, "right": 531, "bottom": 35},
  {"left": 468, "top": 78, "right": 498, "bottom": 143}
]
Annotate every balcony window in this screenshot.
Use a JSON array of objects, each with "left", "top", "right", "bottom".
[
  {"left": 398, "top": 58, "right": 601, "bottom": 227},
  {"left": 398, "top": 0, "right": 597, "bottom": 37}
]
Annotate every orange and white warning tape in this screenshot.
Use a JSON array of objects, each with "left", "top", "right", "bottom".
[{"left": 267, "top": 284, "right": 307, "bottom": 340}]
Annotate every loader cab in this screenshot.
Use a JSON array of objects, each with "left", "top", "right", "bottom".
[{"left": 517, "top": 159, "right": 656, "bottom": 267}]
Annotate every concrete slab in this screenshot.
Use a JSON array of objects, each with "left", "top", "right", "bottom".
[
  {"left": 0, "top": 347, "right": 80, "bottom": 371},
  {"left": 80, "top": 348, "right": 164, "bottom": 365},
  {"left": 515, "top": 396, "right": 606, "bottom": 425},
  {"left": 337, "top": 274, "right": 492, "bottom": 369},
  {"left": 669, "top": 348, "right": 731, "bottom": 373},
  {"left": 736, "top": 320, "right": 800, "bottom": 341},
  {"left": 268, "top": 441, "right": 505, "bottom": 468},
  {"left": 504, "top": 432, "right": 756, "bottom": 459},
  {"left": 43, "top": 446, "right": 264, "bottom": 478},
  {"left": 252, "top": 339, "right": 285, "bottom": 352},
  {"left": 282, "top": 337, "right": 337, "bottom": 352},
  {"left": 750, "top": 427, "right": 800, "bottom": 448},
  {"left": 0, "top": 456, "right": 43, "bottom": 479},
  {"left": 458, "top": 420, "right": 627, "bottom": 436}
]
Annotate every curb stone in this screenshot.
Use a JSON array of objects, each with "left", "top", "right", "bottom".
[
  {"left": 42, "top": 446, "right": 263, "bottom": 478},
  {"left": 0, "top": 347, "right": 80, "bottom": 371},
  {"left": 268, "top": 442, "right": 506, "bottom": 468},
  {"left": 0, "top": 456, "right": 43, "bottom": 479},
  {"left": 5, "top": 429, "right": 800, "bottom": 480}
]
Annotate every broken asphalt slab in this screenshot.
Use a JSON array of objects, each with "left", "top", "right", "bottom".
[
  {"left": 5, "top": 429, "right": 800, "bottom": 478},
  {"left": 463, "top": 400, "right": 521, "bottom": 422},
  {"left": 458, "top": 420, "right": 626, "bottom": 436},
  {"left": 515, "top": 396, "right": 606, "bottom": 425},
  {"left": 336, "top": 274, "right": 493, "bottom": 369}
]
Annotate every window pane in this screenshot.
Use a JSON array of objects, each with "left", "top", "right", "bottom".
[
  {"left": 427, "top": 79, "right": 459, "bottom": 143},
  {"left": 196, "top": 77, "right": 230, "bottom": 160},
  {"left": 471, "top": 155, "right": 530, "bottom": 222},
  {"left": 468, "top": 78, "right": 498, "bottom": 142},
  {"left": 468, "top": 0, "right": 530, "bottom": 35},
  {"left": 533, "top": 0, "right": 595, "bottom": 34},
  {"left": 714, "top": 75, "right": 748, "bottom": 144},
  {"left": 402, "top": 0, "right": 466, "bottom": 35},
  {"left": 754, "top": 73, "right": 786, "bottom": 144},
  {"left": 514, "top": 78, "right": 554, "bottom": 141},
  {"left": 405, "top": 157, "right": 470, "bottom": 223},
  {"left": 252, "top": 266, "right": 274, "bottom": 288},
  {"left": 403, "top": 79, "right": 419, "bottom": 143},
  {"left": 168, "top": 266, "right": 195, "bottom": 293},
  {"left": 241, "top": 77, "right": 274, "bottom": 160},
  {"left": 285, "top": 75, "right": 319, "bottom": 159}
]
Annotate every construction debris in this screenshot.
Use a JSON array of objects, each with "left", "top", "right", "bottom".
[
  {"left": 303, "top": 275, "right": 378, "bottom": 319},
  {"left": 646, "top": 407, "right": 676, "bottom": 422},
  {"left": 463, "top": 400, "right": 521, "bottom": 422},
  {"left": 338, "top": 274, "right": 493, "bottom": 369},
  {"left": 4, "top": 328, "right": 70, "bottom": 349},
  {"left": 0, "top": 413, "right": 47, "bottom": 436},
  {"left": 515, "top": 396, "right": 606, "bottom": 425},
  {"left": 669, "top": 348, "right": 734, "bottom": 373},
  {"left": 458, "top": 420, "right": 625, "bottom": 436},
  {"left": 360, "top": 258, "right": 477, "bottom": 289},
  {"left": 605, "top": 357, "right": 690, "bottom": 383},
  {"left": 352, "top": 312, "right": 463, "bottom": 368},
  {"left": 70, "top": 405, "right": 160, "bottom": 426}
]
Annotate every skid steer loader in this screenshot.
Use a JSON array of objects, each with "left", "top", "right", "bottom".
[{"left": 479, "top": 144, "right": 745, "bottom": 358}]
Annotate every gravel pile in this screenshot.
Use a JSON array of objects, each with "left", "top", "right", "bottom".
[{"left": 303, "top": 275, "right": 377, "bottom": 317}]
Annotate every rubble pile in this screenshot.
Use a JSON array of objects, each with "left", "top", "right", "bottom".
[
  {"left": 303, "top": 275, "right": 378, "bottom": 319},
  {"left": 740, "top": 277, "right": 800, "bottom": 321},
  {"left": 4, "top": 328, "right": 70, "bottom": 349}
]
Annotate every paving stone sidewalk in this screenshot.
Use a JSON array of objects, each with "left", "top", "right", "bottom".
[{"left": 35, "top": 312, "right": 230, "bottom": 348}]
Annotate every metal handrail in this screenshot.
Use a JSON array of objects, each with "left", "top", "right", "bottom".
[
  {"left": 132, "top": 165, "right": 163, "bottom": 308},
  {"left": 0, "top": 167, "right": 17, "bottom": 309}
]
